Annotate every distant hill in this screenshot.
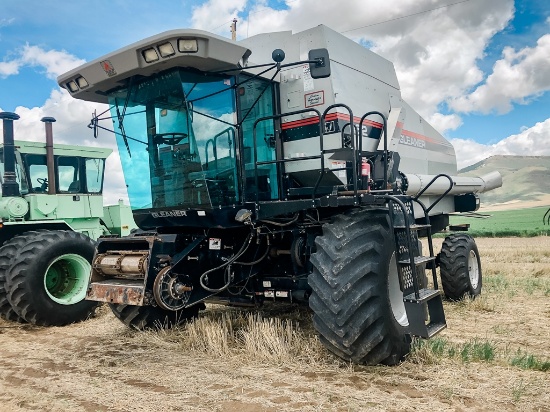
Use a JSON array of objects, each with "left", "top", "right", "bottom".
[{"left": 458, "top": 155, "right": 550, "bottom": 208}]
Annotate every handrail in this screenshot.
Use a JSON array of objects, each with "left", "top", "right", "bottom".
[
  {"left": 252, "top": 108, "right": 322, "bottom": 202},
  {"left": 413, "top": 173, "right": 453, "bottom": 213},
  {"left": 321, "top": 104, "right": 354, "bottom": 199},
  {"left": 383, "top": 194, "right": 421, "bottom": 299},
  {"left": 204, "top": 127, "right": 236, "bottom": 169},
  {"left": 359, "top": 111, "right": 388, "bottom": 190}
]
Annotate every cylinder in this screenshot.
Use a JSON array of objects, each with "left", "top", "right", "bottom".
[
  {"left": 404, "top": 171, "right": 502, "bottom": 196},
  {"left": 41, "top": 117, "right": 57, "bottom": 195},
  {"left": 0, "top": 112, "right": 21, "bottom": 197},
  {"left": 93, "top": 252, "right": 148, "bottom": 278}
]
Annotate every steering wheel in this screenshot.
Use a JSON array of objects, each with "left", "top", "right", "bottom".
[
  {"left": 153, "top": 133, "right": 188, "bottom": 146},
  {"left": 36, "top": 177, "right": 48, "bottom": 190}
]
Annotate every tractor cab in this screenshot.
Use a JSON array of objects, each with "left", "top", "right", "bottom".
[{"left": 0, "top": 141, "right": 109, "bottom": 196}]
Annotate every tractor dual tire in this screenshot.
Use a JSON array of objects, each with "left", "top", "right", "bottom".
[
  {"left": 109, "top": 303, "right": 203, "bottom": 330},
  {"left": 309, "top": 209, "right": 410, "bottom": 366},
  {"left": 0, "top": 233, "right": 39, "bottom": 323},
  {"left": 439, "top": 233, "right": 482, "bottom": 300},
  {"left": 6, "top": 230, "right": 99, "bottom": 326}
]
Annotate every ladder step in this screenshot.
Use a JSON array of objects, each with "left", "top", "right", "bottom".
[
  {"left": 398, "top": 255, "right": 436, "bottom": 266},
  {"left": 403, "top": 288, "right": 446, "bottom": 338},
  {"left": 404, "top": 288, "right": 441, "bottom": 303},
  {"left": 393, "top": 224, "right": 431, "bottom": 231},
  {"left": 425, "top": 322, "right": 447, "bottom": 337}
]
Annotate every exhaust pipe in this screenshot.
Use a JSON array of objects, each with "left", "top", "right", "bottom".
[
  {"left": 404, "top": 171, "right": 503, "bottom": 196},
  {"left": 41, "top": 117, "right": 57, "bottom": 195},
  {"left": 0, "top": 112, "right": 21, "bottom": 197}
]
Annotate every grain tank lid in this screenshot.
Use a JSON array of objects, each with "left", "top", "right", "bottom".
[{"left": 57, "top": 29, "right": 252, "bottom": 104}]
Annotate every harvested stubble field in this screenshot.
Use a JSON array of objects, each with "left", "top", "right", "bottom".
[{"left": 0, "top": 237, "right": 549, "bottom": 412}]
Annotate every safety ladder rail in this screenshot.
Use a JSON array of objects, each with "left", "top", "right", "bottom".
[
  {"left": 382, "top": 194, "right": 422, "bottom": 299},
  {"left": 382, "top": 192, "right": 447, "bottom": 338},
  {"left": 410, "top": 173, "right": 454, "bottom": 290}
]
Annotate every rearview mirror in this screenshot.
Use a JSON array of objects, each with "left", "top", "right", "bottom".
[{"left": 308, "top": 48, "right": 330, "bottom": 79}]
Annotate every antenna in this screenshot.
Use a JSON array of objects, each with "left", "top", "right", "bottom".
[{"left": 230, "top": 18, "right": 237, "bottom": 41}]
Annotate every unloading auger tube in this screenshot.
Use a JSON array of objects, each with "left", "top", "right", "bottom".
[{"left": 402, "top": 171, "right": 502, "bottom": 196}]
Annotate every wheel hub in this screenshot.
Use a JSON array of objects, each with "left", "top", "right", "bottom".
[
  {"left": 43, "top": 254, "right": 90, "bottom": 305},
  {"left": 468, "top": 250, "right": 480, "bottom": 290}
]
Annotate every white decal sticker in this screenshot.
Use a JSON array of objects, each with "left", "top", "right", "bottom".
[
  {"left": 302, "top": 64, "right": 314, "bottom": 92},
  {"left": 209, "top": 238, "right": 221, "bottom": 250},
  {"left": 331, "top": 161, "right": 347, "bottom": 179},
  {"left": 262, "top": 281, "right": 272, "bottom": 288},
  {"left": 304, "top": 91, "right": 324, "bottom": 108}
]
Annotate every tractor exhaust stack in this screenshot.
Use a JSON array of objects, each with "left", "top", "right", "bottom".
[
  {"left": 0, "top": 111, "right": 21, "bottom": 197},
  {"left": 41, "top": 117, "right": 57, "bottom": 195}
]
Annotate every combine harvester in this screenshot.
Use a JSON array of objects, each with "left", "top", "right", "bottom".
[
  {"left": 58, "top": 25, "right": 501, "bottom": 364},
  {"left": 0, "top": 113, "right": 135, "bottom": 326}
]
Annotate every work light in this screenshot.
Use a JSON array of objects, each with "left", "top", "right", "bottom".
[
  {"left": 178, "top": 39, "right": 198, "bottom": 53},
  {"left": 158, "top": 42, "right": 175, "bottom": 58},
  {"left": 142, "top": 48, "right": 159, "bottom": 63}
]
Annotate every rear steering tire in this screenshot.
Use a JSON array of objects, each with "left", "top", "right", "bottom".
[
  {"left": 109, "top": 303, "right": 203, "bottom": 330},
  {"left": 5, "top": 230, "right": 99, "bottom": 326},
  {"left": 308, "top": 209, "right": 410, "bottom": 366},
  {"left": 439, "top": 234, "right": 482, "bottom": 300}
]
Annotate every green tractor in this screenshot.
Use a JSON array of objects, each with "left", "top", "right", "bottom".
[{"left": 0, "top": 112, "right": 135, "bottom": 326}]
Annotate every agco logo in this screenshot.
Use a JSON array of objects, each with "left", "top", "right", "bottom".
[
  {"left": 399, "top": 134, "right": 426, "bottom": 149},
  {"left": 100, "top": 60, "right": 117, "bottom": 77}
]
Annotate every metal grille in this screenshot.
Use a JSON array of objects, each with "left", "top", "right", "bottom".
[
  {"left": 396, "top": 230, "right": 419, "bottom": 260},
  {"left": 400, "top": 265, "right": 414, "bottom": 290}
]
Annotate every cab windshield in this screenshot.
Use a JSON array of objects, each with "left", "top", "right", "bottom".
[{"left": 108, "top": 69, "right": 237, "bottom": 210}]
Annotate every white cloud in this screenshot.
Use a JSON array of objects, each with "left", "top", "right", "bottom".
[
  {"left": 191, "top": 0, "right": 247, "bottom": 33},
  {"left": 0, "top": 89, "right": 128, "bottom": 205},
  {"left": 0, "top": 44, "right": 84, "bottom": 80},
  {"left": 0, "top": 60, "right": 20, "bottom": 77},
  {"left": 451, "top": 34, "right": 550, "bottom": 114},
  {"left": 191, "top": 0, "right": 514, "bottom": 134},
  {"left": 452, "top": 117, "right": 550, "bottom": 169},
  {"left": 0, "top": 18, "right": 15, "bottom": 28},
  {"left": 428, "top": 113, "right": 463, "bottom": 134}
]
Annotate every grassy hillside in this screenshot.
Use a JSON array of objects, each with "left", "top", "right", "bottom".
[{"left": 458, "top": 155, "right": 550, "bottom": 206}]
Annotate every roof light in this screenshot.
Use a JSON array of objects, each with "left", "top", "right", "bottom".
[
  {"left": 76, "top": 76, "right": 89, "bottom": 88},
  {"left": 67, "top": 81, "right": 79, "bottom": 93},
  {"left": 142, "top": 48, "right": 159, "bottom": 63},
  {"left": 158, "top": 42, "right": 175, "bottom": 58},
  {"left": 177, "top": 39, "right": 198, "bottom": 53}
]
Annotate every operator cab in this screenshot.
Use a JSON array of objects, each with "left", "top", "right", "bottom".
[
  {"left": 107, "top": 68, "right": 278, "bottom": 211},
  {"left": 0, "top": 142, "right": 109, "bottom": 196}
]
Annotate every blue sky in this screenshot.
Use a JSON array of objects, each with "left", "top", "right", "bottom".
[{"left": 1, "top": 0, "right": 549, "bottom": 201}]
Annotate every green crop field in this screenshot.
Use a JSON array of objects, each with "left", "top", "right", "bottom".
[{"left": 447, "top": 206, "right": 550, "bottom": 237}]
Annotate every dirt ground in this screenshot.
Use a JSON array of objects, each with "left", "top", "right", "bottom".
[{"left": 0, "top": 237, "right": 549, "bottom": 412}]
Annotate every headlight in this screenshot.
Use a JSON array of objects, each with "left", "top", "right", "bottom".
[
  {"left": 178, "top": 39, "right": 198, "bottom": 53},
  {"left": 66, "top": 81, "right": 79, "bottom": 92},
  {"left": 142, "top": 48, "right": 159, "bottom": 63},
  {"left": 158, "top": 42, "right": 175, "bottom": 58}
]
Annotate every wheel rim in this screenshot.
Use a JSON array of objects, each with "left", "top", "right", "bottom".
[
  {"left": 44, "top": 254, "right": 90, "bottom": 305},
  {"left": 388, "top": 253, "right": 408, "bottom": 327},
  {"left": 468, "top": 250, "right": 480, "bottom": 290}
]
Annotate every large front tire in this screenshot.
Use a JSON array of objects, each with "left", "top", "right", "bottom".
[
  {"left": 109, "top": 303, "right": 202, "bottom": 330},
  {"left": 6, "top": 230, "right": 99, "bottom": 326},
  {"left": 439, "top": 234, "right": 482, "bottom": 300},
  {"left": 309, "top": 209, "right": 410, "bottom": 366}
]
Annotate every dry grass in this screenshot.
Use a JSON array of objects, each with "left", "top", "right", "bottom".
[{"left": 0, "top": 237, "right": 549, "bottom": 411}]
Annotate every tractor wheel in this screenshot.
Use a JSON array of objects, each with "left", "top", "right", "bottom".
[
  {"left": 309, "top": 209, "right": 410, "bottom": 366},
  {"left": 439, "top": 234, "right": 482, "bottom": 300},
  {"left": 0, "top": 234, "right": 38, "bottom": 323},
  {"left": 5, "top": 230, "right": 99, "bottom": 326},
  {"left": 109, "top": 303, "right": 202, "bottom": 330}
]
